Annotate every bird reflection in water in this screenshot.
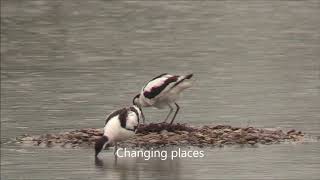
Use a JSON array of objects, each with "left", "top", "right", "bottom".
[{"left": 94, "top": 149, "right": 182, "bottom": 180}]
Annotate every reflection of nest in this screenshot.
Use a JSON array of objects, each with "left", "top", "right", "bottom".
[{"left": 16, "top": 123, "right": 304, "bottom": 148}]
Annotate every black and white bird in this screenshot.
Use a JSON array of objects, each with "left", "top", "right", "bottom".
[
  {"left": 133, "top": 73, "right": 193, "bottom": 125},
  {"left": 95, "top": 105, "right": 143, "bottom": 157}
]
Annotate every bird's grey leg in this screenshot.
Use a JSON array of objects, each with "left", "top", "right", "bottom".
[
  {"left": 114, "top": 154, "right": 118, "bottom": 164},
  {"left": 170, "top": 103, "right": 180, "bottom": 125},
  {"left": 114, "top": 142, "right": 118, "bottom": 156},
  {"left": 163, "top": 104, "right": 174, "bottom": 123},
  {"left": 140, "top": 108, "right": 146, "bottom": 124}
]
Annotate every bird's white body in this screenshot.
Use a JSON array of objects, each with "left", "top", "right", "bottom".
[
  {"left": 133, "top": 73, "right": 193, "bottom": 124},
  {"left": 138, "top": 74, "right": 193, "bottom": 109},
  {"left": 95, "top": 105, "right": 142, "bottom": 157},
  {"left": 104, "top": 110, "right": 138, "bottom": 143}
]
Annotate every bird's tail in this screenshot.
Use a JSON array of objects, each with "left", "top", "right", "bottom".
[
  {"left": 172, "top": 73, "right": 194, "bottom": 89},
  {"left": 184, "top": 73, "right": 193, "bottom": 80}
]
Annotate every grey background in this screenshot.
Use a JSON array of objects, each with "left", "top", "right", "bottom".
[{"left": 1, "top": 0, "right": 320, "bottom": 179}]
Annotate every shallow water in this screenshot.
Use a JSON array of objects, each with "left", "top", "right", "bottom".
[{"left": 1, "top": 0, "right": 320, "bottom": 179}]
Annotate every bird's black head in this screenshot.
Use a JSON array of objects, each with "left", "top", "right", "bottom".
[
  {"left": 132, "top": 94, "right": 145, "bottom": 124},
  {"left": 132, "top": 94, "right": 140, "bottom": 106},
  {"left": 95, "top": 136, "right": 109, "bottom": 157}
]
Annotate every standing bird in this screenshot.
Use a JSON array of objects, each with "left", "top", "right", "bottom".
[
  {"left": 95, "top": 105, "right": 143, "bottom": 157},
  {"left": 133, "top": 73, "right": 193, "bottom": 125}
]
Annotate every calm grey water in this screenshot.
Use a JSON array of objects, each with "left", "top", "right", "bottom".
[{"left": 1, "top": 0, "right": 320, "bottom": 179}]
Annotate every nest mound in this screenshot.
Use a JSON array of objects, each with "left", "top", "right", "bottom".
[
  {"left": 16, "top": 123, "right": 304, "bottom": 149},
  {"left": 137, "top": 123, "right": 197, "bottom": 134}
]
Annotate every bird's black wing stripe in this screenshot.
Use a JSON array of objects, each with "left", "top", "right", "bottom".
[
  {"left": 118, "top": 108, "right": 129, "bottom": 129},
  {"left": 105, "top": 108, "right": 126, "bottom": 125},
  {"left": 144, "top": 76, "right": 178, "bottom": 99},
  {"left": 171, "top": 73, "right": 193, "bottom": 89},
  {"left": 125, "top": 128, "right": 135, "bottom": 132},
  {"left": 142, "top": 73, "right": 168, "bottom": 91},
  {"left": 129, "top": 106, "right": 139, "bottom": 123}
]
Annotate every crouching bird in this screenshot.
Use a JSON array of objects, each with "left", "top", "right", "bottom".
[
  {"left": 133, "top": 73, "right": 193, "bottom": 125},
  {"left": 95, "top": 105, "right": 143, "bottom": 157}
]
